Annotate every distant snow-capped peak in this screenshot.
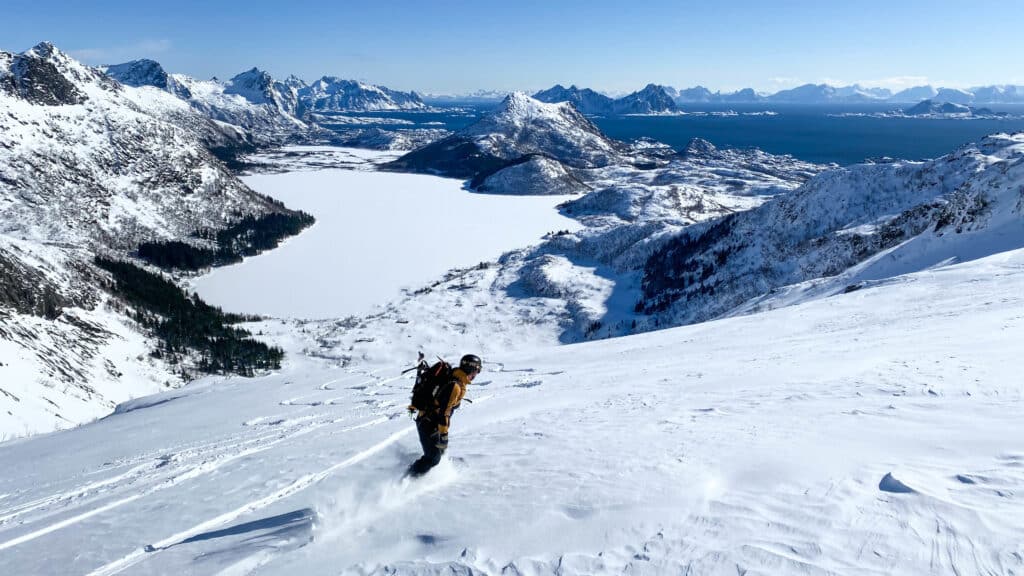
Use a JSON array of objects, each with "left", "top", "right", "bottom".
[
  {"left": 224, "top": 67, "right": 301, "bottom": 115},
  {"left": 297, "top": 76, "right": 424, "bottom": 112}
]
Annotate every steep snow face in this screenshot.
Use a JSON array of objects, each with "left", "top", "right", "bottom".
[
  {"left": 103, "top": 60, "right": 309, "bottom": 148},
  {"left": 102, "top": 59, "right": 193, "bottom": 99},
  {"left": 641, "top": 132, "right": 1024, "bottom": 326},
  {"left": 105, "top": 59, "right": 318, "bottom": 146},
  {"left": 297, "top": 77, "right": 424, "bottom": 112},
  {"left": 172, "top": 73, "right": 312, "bottom": 145},
  {"left": 224, "top": 67, "right": 301, "bottom": 116},
  {"left": 0, "top": 77, "right": 277, "bottom": 248},
  {"left": 0, "top": 245, "right": 1021, "bottom": 574},
  {"left": 0, "top": 41, "right": 115, "bottom": 106}
]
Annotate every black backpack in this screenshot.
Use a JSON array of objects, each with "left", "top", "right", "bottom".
[{"left": 410, "top": 359, "right": 453, "bottom": 413}]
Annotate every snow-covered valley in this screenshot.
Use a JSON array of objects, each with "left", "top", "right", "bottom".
[
  {"left": 192, "top": 149, "right": 581, "bottom": 319},
  {"left": 1, "top": 247, "right": 1021, "bottom": 574}
]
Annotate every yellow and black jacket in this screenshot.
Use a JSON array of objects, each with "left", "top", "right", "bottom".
[{"left": 415, "top": 368, "right": 469, "bottom": 434}]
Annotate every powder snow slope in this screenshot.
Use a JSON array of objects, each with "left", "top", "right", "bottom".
[{"left": 0, "top": 246, "right": 1020, "bottom": 575}]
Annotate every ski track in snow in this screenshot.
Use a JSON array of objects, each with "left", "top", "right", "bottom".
[
  {"left": 0, "top": 366, "right": 425, "bottom": 574},
  {"left": 84, "top": 427, "right": 414, "bottom": 576}
]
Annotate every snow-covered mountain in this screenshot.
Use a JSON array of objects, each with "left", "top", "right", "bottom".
[
  {"left": 421, "top": 89, "right": 508, "bottom": 104},
  {"left": 768, "top": 83, "right": 841, "bottom": 103},
  {"left": 611, "top": 83, "right": 678, "bottom": 114},
  {"left": 764, "top": 83, "right": 1023, "bottom": 104},
  {"left": 901, "top": 99, "right": 1002, "bottom": 117},
  {"left": 891, "top": 85, "right": 939, "bottom": 101},
  {"left": 533, "top": 83, "right": 678, "bottom": 115},
  {"left": 387, "top": 92, "right": 627, "bottom": 181},
  {"left": 1, "top": 43, "right": 307, "bottom": 438},
  {"left": 934, "top": 86, "right": 975, "bottom": 104},
  {"left": 335, "top": 127, "right": 450, "bottom": 151},
  {"left": 168, "top": 72, "right": 312, "bottom": 146},
  {"left": 532, "top": 84, "right": 615, "bottom": 115},
  {"left": 102, "top": 59, "right": 193, "bottom": 99},
  {"left": 834, "top": 84, "right": 893, "bottom": 101},
  {"left": 223, "top": 67, "right": 302, "bottom": 116},
  {"left": 670, "top": 85, "right": 716, "bottom": 102},
  {"left": 297, "top": 77, "right": 425, "bottom": 113},
  {"left": 502, "top": 82, "right": 1024, "bottom": 107},
  {"left": 104, "top": 59, "right": 314, "bottom": 146},
  {"left": 2, "top": 46, "right": 280, "bottom": 249},
  {"left": 971, "top": 84, "right": 1024, "bottom": 103},
  {"left": 639, "top": 132, "right": 1024, "bottom": 326}
]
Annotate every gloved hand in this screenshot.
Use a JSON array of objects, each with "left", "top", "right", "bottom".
[{"left": 432, "top": 432, "right": 448, "bottom": 450}]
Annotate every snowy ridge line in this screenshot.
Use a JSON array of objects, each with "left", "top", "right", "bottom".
[{"left": 84, "top": 425, "right": 413, "bottom": 576}]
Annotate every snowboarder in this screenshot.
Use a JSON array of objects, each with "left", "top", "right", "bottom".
[{"left": 407, "top": 353, "right": 482, "bottom": 476}]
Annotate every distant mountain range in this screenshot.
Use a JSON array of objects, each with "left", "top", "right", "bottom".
[
  {"left": 296, "top": 77, "right": 424, "bottom": 113},
  {"left": 103, "top": 59, "right": 426, "bottom": 142},
  {"left": 421, "top": 89, "right": 510, "bottom": 104},
  {"left": 534, "top": 83, "right": 679, "bottom": 115},
  {"left": 531, "top": 82, "right": 1024, "bottom": 112}
]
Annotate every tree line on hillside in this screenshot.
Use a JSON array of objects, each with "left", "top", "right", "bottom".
[
  {"left": 94, "top": 256, "right": 283, "bottom": 376},
  {"left": 137, "top": 211, "right": 315, "bottom": 271}
]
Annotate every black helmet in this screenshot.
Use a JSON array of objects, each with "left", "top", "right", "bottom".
[{"left": 459, "top": 354, "right": 482, "bottom": 374}]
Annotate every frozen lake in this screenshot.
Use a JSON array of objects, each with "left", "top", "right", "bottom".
[{"left": 193, "top": 153, "right": 581, "bottom": 318}]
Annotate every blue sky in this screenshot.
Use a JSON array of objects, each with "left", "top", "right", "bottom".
[{"left": 5, "top": 0, "right": 1021, "bottom": 94}]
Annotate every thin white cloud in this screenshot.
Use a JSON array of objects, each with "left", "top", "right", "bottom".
[
  {"left": 863, "top": 76, "right": 930, "bottom": 90},
  {"left": 767, "top": 77, "right": 802, "bottom": 90},
  {"left": 68, "top": 39, "right": 172, "bottom": 65}
]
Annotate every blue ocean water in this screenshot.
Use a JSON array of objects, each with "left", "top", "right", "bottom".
[{"left": 326, "top": 103, "right": 1024, "bottom": 166}]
